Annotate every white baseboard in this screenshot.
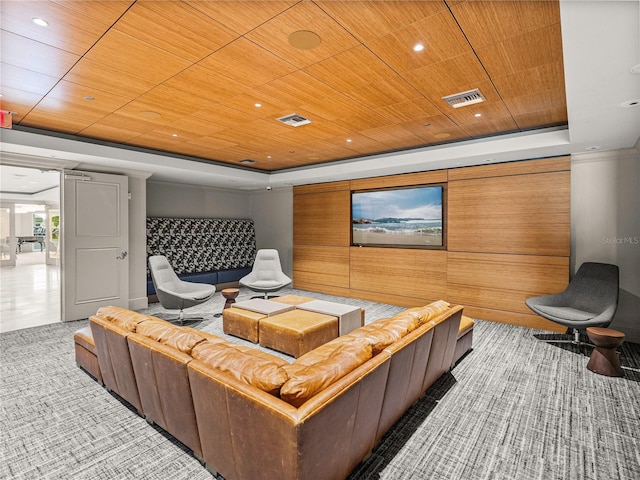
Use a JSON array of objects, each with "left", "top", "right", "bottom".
[{"left": 129, "top": 296, "right": 148, "bottom": 311}]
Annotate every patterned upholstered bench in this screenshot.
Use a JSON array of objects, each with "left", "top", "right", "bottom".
[{"left": 146, "top": 217, "right": 257, "bottom": 299}]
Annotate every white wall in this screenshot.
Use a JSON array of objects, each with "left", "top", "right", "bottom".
[
  {"left": 250, "top": 187, "right": 294, "bottom": 277},
  {"left": 146, "top": 180, "right": 252, "bottom": 218},
  {"left": 128, "top": 176, "right": 149, "bottom": 310},
  {"left": 572, "top": 148, "right": 640, "bottom": 342},
  {"left": 15, "top": 213, "right": 33, "bottom": 236}
]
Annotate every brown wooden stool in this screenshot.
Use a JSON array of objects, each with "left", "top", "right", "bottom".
[
  {"left": 221, "top": 288, "right": 240, "bottom": 309},
  {"left": 586, "top": 327, "right": 625, "bottom": 377}
]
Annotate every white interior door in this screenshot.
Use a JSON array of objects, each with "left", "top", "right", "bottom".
[
  {"left": 63, "top": 171, "right": 128, "bottom": 321},
  {"left": 46, "top": 206, "right": 60, "bottom": 266},
  {"left": 0, "top": 203, "right": 16, "bottom": 267}
]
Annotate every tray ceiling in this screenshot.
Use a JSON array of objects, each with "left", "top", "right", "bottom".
[{"left": 0, "top": 0, "right": 567, "bottom": 172}]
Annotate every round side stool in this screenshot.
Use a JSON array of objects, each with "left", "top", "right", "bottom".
[
  {"left": 586, "top": 327, "right": 625, "bottom": 377},
  {"left": 221, "top": 288, "right": 240, "bottom": 310}
]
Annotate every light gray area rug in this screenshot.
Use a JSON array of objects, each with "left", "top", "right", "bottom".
[{"left": 1, "top": 287, "right": 639, "bottom": 479}]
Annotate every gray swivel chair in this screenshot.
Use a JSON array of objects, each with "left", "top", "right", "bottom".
[
  {"left": 148, "top": 255, "right": 216, "bottom": 325},
  {"left": 239, "top": 249, "right": 292, "bottom": 299},
  {"left": 525, "top": 262, "right": 619, "bottom": 344}
]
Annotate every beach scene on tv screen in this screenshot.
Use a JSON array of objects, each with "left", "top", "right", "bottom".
[{"left": 352, "top": 186, "right": 443, "bottom": 247}]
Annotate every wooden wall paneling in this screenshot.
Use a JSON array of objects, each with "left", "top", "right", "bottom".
[
  {"left": 447, "top": 156, "right": 570, "bottom": 181},
  {"left": 293, "top": 246, "right": 350, "bottom": 289},
  {"left": 293, "top": 188, "right": 351, "bottom": 246},
  {"left": 347, "top": 289, "right": 437, "bottom": 309},
  {"left": 350, "top": 170, "right": 447, "bottom": 191},
  {"left": 294, "top": 281, "right": 352, "bottom": 299},
  {"left": 294, "top": 181, "right": 350, "bottom": 195},
  {"left": 349, "top": 247, "right": 447, "bottom": 301},
  {"left": 447, "top": 170, "right": 570, "bottom": 256},
  {"left": 461, "top": 305, "right": 566, "bottom": 332},
  {"left": 446, "top": 251, "right": 569, "bottom": 316}
]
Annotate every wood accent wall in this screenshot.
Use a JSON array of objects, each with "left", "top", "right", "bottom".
[{"left": 293, "top": 157, "right": 571, "bottom": 331}]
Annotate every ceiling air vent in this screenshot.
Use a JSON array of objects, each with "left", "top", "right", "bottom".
[
  {"left": 276, "top": 113, "right": 312, "bottom": 127},
  {"left": 442, "top": 88, "right": 485, "bottom": 108}
]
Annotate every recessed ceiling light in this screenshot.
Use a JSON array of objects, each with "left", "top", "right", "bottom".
[
  {"left": 346, "top": 139, "right": 352, "bottom": 143},
  {"left": 267, "top": 155, "right": 272, "bottom": 159},
  {"left": 83, "top": 96, "right": 94, "bottom": 101},
  {"left": 172, "top": 133, "right": 178, "bottom": 137},
  {"left": 474, "top": 113, "right": 482, "bottom": 117},
  {"left": 139, "top": 110, "right": 162, "bottom": 119},
  {"left": 413, "top": 43, "right": 424, "bottom": 52},
  {"left": 254, "top": 103, "right": 262, "bottom": 108},
  {"left": 288, "top": 30, "right": 321, "bottom": 50},
  {"left": 32, "top": 17, "right": 48, "bottom": 27}
]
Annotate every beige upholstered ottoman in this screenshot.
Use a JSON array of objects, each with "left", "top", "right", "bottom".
[
  {"left": 259, "top": 310, "right": 338, "bottom": 358},
  {"left": 451, "top": 315, "right": 475, "bottom": 367},
  {"left": 223, "top": 299, "right": 294, "bottom": 343},
  {"left": 270, "top": 294, "right": 315, "bottom": 306},
  {"left": 295, "top": 299, "right": 364, "bottom": 335},
  {"left": 74, "top": 326, "right": 103, "bottom": 384}
]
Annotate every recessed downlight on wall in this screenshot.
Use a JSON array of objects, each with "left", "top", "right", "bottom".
[
  {"left": 32, "top": 17, "right": 49, "bottom": 27},
  {"left": 620, "top": 99, "right": 639, "bottom": 108}
]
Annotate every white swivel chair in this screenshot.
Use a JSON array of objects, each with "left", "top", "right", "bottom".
[
  {"left": 148, "top": 255, "right": 216, "bottom": 325},
  {"left": 239, "top": 249, "right": 292, "bottom": 299}
]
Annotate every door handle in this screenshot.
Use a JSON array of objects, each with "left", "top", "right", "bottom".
[{"left": 116, "top": 251, "right": 128, "bottom": 260}]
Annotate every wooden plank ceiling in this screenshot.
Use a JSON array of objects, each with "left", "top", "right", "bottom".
[{"left": 0, "top": 0, "right": 566, "bottom": 172}]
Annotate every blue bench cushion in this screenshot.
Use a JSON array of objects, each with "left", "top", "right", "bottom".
[{"left": 147, "top": 268, "right": 252, "bottom": 296}]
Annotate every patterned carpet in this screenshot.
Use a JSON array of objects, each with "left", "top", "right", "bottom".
[{"left": 1, "top": 287, "right": 639, "bottom": 479}]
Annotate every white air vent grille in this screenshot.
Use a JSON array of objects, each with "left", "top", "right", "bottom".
[
  {"left": 276, "top": 113, "right": 312, "bottom": 127},
  {"left": 442, "top": 89, "right": 485, "bottom": 108}
]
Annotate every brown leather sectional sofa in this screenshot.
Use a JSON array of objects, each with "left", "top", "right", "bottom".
[{"left": 78, "top": 300, "right": 468, "bottom": 479}]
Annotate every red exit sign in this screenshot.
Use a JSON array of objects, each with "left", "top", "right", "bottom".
[{"left": 1, "top": 110, "right": 13, "bottom": 129}]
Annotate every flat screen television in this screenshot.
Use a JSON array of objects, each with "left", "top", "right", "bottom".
[{"left": 351, "top": 184, "right": 445, "bottom": 248}]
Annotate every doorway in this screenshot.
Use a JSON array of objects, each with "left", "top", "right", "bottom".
[{"left": 0, "top": 166, "right": 61, "bottom": 332}]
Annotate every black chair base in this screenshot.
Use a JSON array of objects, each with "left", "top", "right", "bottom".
[
  {"left": 153, "top": 312, "right": 206, "bottom": 326},
  {"left": 534, "top": 330, "right": 596, "bottom": 352}
]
